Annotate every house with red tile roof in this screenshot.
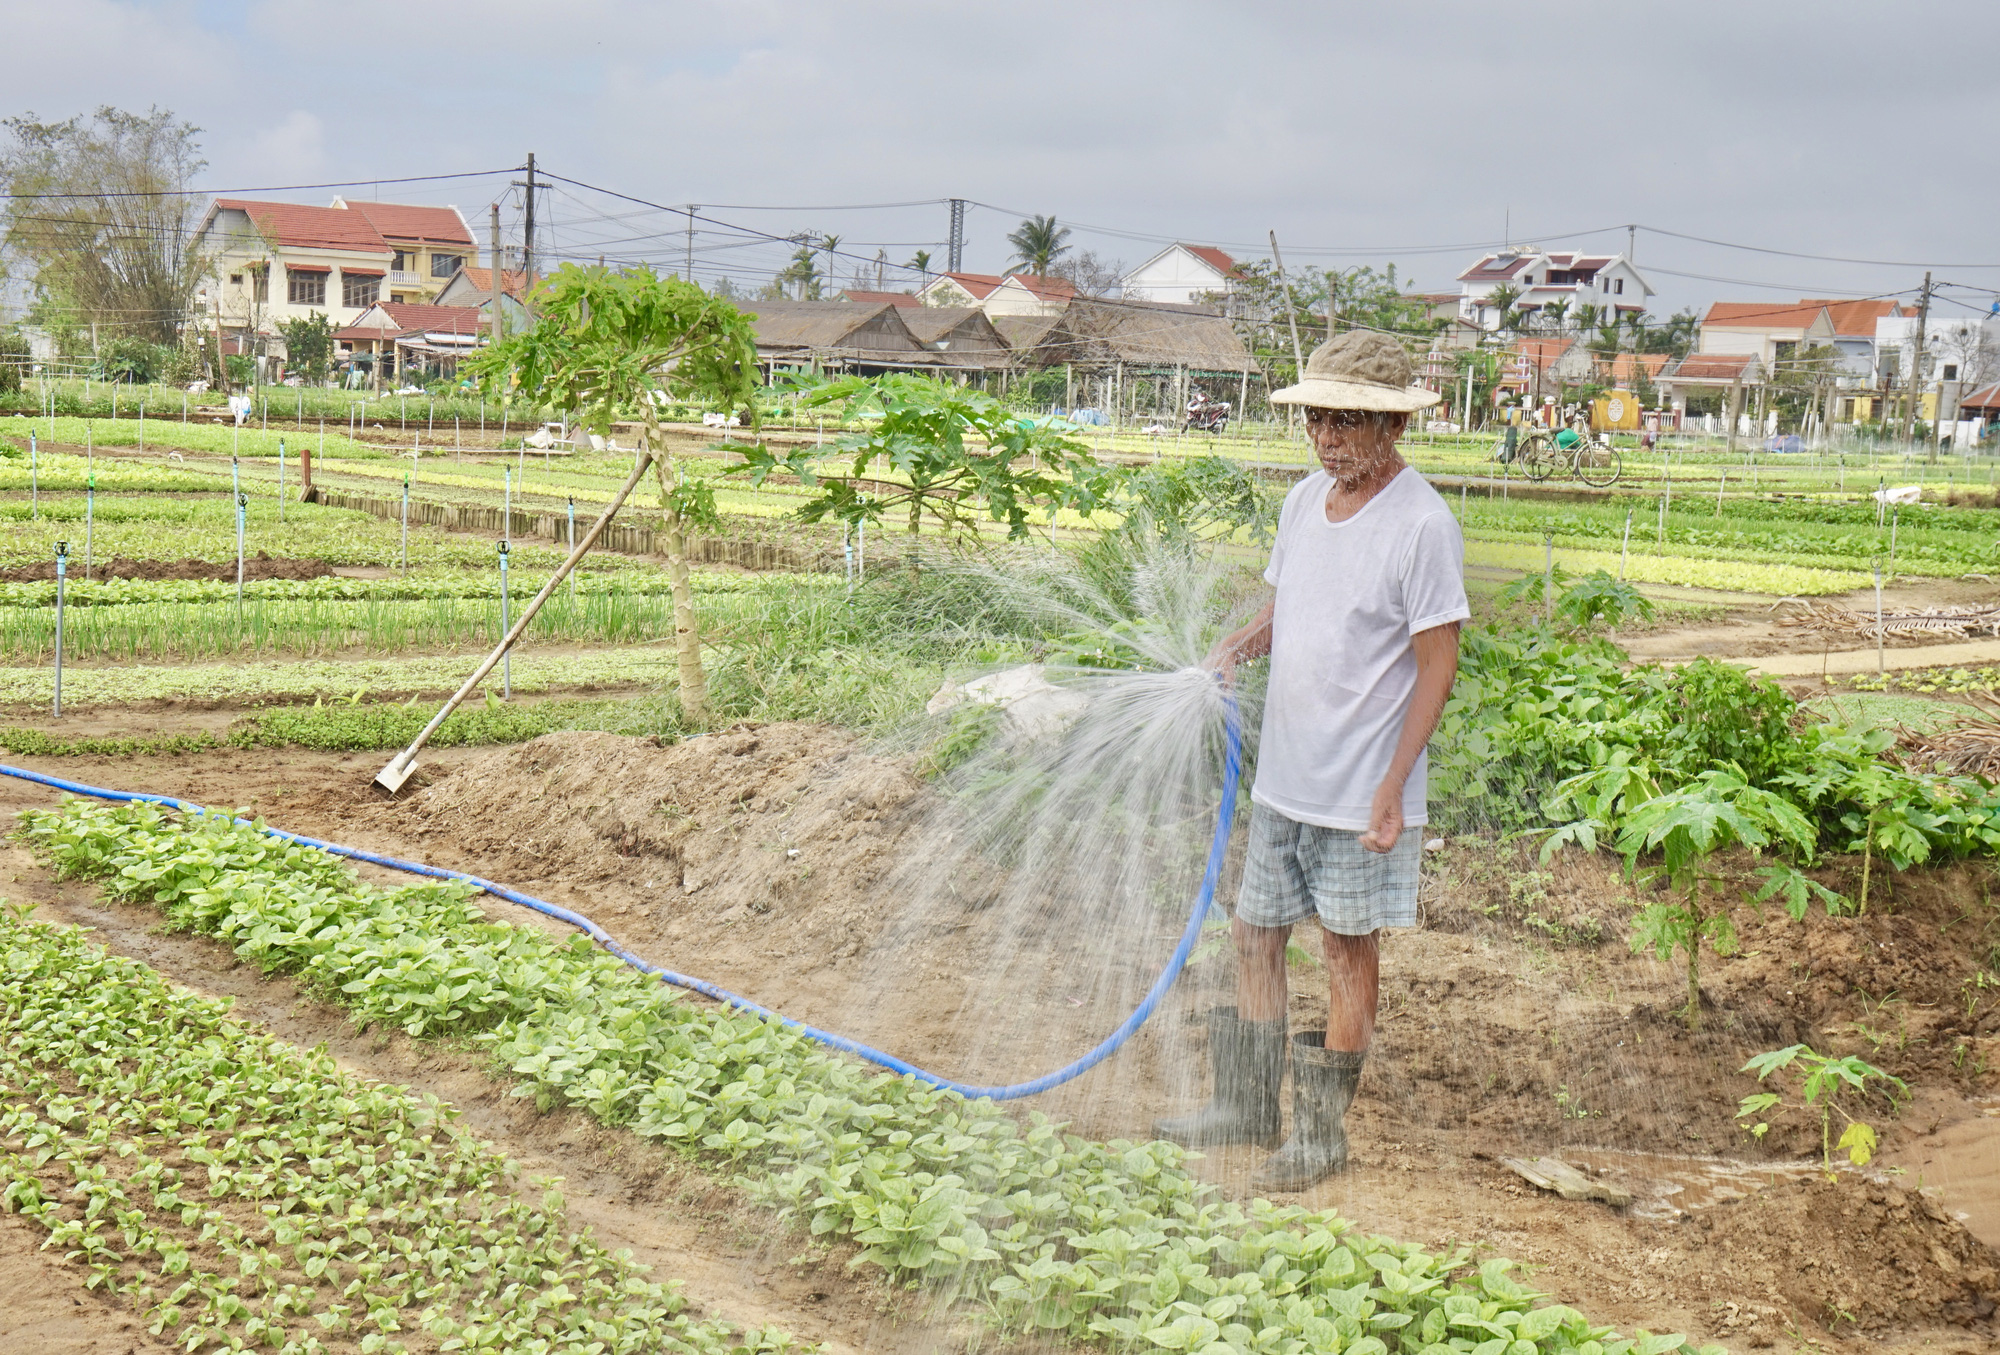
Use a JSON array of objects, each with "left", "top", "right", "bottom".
[
  {"left": 196, "top": 200, "right": 396, "bottom": 352},
  {"left": 915, "top": 271, "right": 1075, "bottom": 317},
  {"left": 1658, "top": 351, "right": 1766, "bottom": 424},
  {"left": 1455, "top": 248, "right": 1651, "bottom": 333},
  {"left": 329, "top": 198, "right": 476, "bottom": 302},
  {"left": 1122, "top": 244, "right": 1244, "bottom": 306},
  {"left": 194, "top": 198, "right": 486, "bottom": 376},
  {"left": 333, "top": 301, "right": 488, "bottom": 385},
  {"left": 1698, "top": 297, "right": 1905, "bottom": 378}
]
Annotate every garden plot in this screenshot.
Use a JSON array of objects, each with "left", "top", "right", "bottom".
[
  {"left": 11, "top": 393, "right": 2000, "bottom": 1351},
  {"left": 2, "top": 726, "right": 1997, "bottom": 1352}
]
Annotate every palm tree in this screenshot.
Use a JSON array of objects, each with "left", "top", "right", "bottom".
[
  {"left": 1006, "top": 215, "right": 1071, "bottom": 277},
  {"left": 1540, "top": 299, "right": 1570, "bottom": 334},
  {"left": 1486, "top": 283, "right": 1523, "bottom": 334},
  {"left": 780, "top": 245, "right": 820, "bottom": 300},
  {"left": 1573, "top": 302, "right": 1605, "bottom": 335},
  {"left": 819, "top": 233, "right": 841, "bottom": 293},
  {"left": 906, "top": 249, "right": 932, "bottom": 278}
]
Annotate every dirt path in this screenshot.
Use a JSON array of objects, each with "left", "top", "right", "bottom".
[
  {"left": 3, "top": 738, "right": 1999, "bottom": 1351},
  {"left": 1619, "top": 576, "right": 2000, "bottom": 670}
]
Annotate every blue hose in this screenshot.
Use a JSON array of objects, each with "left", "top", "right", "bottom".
[{"left": 0, "top": 691, "right": 1240, "bottom": 1101}]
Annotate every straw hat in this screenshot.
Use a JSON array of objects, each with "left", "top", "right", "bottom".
[{"left": 1269, "top": 331, "right": 1441, "bottom": 412}]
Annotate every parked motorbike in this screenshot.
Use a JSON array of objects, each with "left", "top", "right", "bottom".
[{"left": 1183, "top": 393, "right": 1231, "bottom": 434}]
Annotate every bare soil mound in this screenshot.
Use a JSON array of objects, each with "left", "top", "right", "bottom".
[
  {"left": 372, "top": 725, "right": 931, "bottom": 999},
  {"left": 1699, "top": 1175, "right": 1999, "bottom": 1332},
  {"left": 0, "top": 553, "right": 335, "bottom": 582}
]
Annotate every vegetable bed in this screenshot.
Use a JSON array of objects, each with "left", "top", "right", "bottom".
[
  {"left": 0, "top": 904, "right": 797, "bottom": 1355},
  {"left": 17, "top": 797, "right": 1720, "bottom": 1355}
]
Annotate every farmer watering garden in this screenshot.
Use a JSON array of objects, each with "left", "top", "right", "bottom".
[{"left": 1155, "top": 331, "right": 1468, "bottom": 1190}]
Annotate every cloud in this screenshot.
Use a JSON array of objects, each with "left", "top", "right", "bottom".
[
  {"left": 11, "top": 0, "right": 2000, "bottom": 311},
  {"left": 0, "top": 0, "right": 224, "bottom": 124},
  {"left": 238, "top": 110, "right": 326, "bottom": 185}
]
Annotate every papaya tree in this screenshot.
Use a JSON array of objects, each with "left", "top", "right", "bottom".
[
  {"left": 465, "top": 263, "right": 759, "bottom": 723},
  {"left": 731, "top": 372, "right": 1117, "bottom": 573},
  {"left": 1614, "top": 770, "right": 1819, "bottom": 1030}
]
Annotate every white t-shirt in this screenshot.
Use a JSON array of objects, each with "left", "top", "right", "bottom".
[{"left": 1251, "top": 466, "right": 1470, "bottom": 831}]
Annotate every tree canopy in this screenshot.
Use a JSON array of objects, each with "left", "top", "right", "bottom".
[
  {"left": 1007, "top": 216, "right": 1072, "bottom": 277},
  {"left": 734, "top": 373, "right": 1116, "bottom": 547},
  {"left": 1, "top": 106, "right": 210, "bottom": 350},
  {"left": 462, "top": 263, "right": 761, "bottom": 429},
  {"left": 1219, "top": 260, "right": 1443, "bottom": 386}
]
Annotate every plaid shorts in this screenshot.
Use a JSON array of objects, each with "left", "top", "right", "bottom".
[{"left": 1235, "top": 802, "right": 1421, "bottom": 934}]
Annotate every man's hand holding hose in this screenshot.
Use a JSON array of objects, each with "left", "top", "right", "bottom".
[{"left": 1204, "top": 601, "right": 1275, "bottom": 685}]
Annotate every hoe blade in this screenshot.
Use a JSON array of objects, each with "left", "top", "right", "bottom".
[{"left": 372, "top": 756, "right": 417, "bottom": 794}]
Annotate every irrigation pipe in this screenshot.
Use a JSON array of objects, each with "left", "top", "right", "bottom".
[{"left": 0, "top": 689, "right": 1241, "bottom": 1102}]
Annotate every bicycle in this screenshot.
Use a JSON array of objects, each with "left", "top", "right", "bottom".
[{"left": 1516, "top": 420, "right": 1622, "bottom": 487}]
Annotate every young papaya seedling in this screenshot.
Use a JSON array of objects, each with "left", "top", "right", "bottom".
[{"left": 1737, "top": 1043, "right": 1907, "bottom": 1174}]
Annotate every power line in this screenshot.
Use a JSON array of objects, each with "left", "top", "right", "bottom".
[
  {"left": 1636, "top": 224, "right": 2000, "bottom": 271},
  {"left": 1642, "top": 263, "right": 1922, "bottom": 295},
  {"left": 0, "top": 168, "right": 522, "bottom": 201},
  {"left": 686, "top": 198, "right": 947, "bottom": 212},
  {"left": 966, "top": 202, "right": 1634, "bottom": 259}
]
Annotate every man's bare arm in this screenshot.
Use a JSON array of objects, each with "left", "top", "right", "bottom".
[
  {"left": 1205, "top": 597, "right": 1275, "bottom": 681},
  {"left": 1359, "top": 620, "right": 1462, "bottom": 852}
]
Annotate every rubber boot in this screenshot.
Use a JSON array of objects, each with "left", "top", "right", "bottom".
[
  {"left": 1151, "top": 1006, "right": 1285, "bottom": 1148},
  {"left": 1251, "top": 1031, "right": 1362, "bottom": 1191}
]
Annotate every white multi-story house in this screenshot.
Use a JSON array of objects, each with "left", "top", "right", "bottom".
[
  {"left": 1454, "top": 249, "right": 1652, "bottom": 333},
  {"left": 1121, "top": 244, "right": 1241, "bottom": 305},
  {"left": 1874, "top": 313, "right": 2000, "bottom": 388},
  {"left": 194, "top": 199, "right": 478, "bottom": 362}
]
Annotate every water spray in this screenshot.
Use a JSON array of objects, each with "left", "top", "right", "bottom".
[{"left": 2, "top": 685, "right": 1240, "bottom": 1100}]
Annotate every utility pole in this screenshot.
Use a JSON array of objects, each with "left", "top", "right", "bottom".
[
  {"left": 1269, "top": 230, "right": 1306, "bottom": 379},
  {"left": 947, "top": 199, "right": 966, "bottom": 274},
  {"left": 508, "top": 153, "right": 552, "bottom": 290},
  {"left": 489, "top": 203, "right": 505, "bottom": 343},
  {"left": 684, "top": 206, "right": 697, "bottom": 283},
  {"left": 523, "top": 152, "right": 536, "bottom": 285},
  {"left": 1901, "top": 271, "right": 1932, "bottom": 449},
  {"left": 1626, "top": 223, "right": 1636, "bottom": 262}
]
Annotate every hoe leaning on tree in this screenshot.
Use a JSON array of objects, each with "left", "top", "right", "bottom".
[{"left": 461, "top": 264, "right": 762, "bottom": 726}]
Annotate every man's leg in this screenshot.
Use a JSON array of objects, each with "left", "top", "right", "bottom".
[
  {"left": 1152, "top": 923, "right": 1291, "bottom": 1148},
  {"left": 1320, "top": 927, "right": 1380, "bottom": 1052},
  {"left": 1234, "top": 916, "right": 1292, "bottom": 1023},
  {"left": 1251, "top": 899, "right": 1380, "bottom": 1190},
  {"left": 1153, "top": 808, "right": 1302, "bottom": 1148}
]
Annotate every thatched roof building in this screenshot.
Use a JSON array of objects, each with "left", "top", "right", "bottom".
[
  {"left": 899, "top": 307, "right": 1010, "bottom": 370},
  {"left": 741, "top": 300, "right": 1016, "bottom": 378},
  {"left": 1060, "top": 299, "right": 1260, "bottom": 376}
]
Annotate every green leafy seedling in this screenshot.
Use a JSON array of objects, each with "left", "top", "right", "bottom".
[
  {"left": 1738, "top": 1043, "right": 1907, "bottom": 1173},
  {"left": 1616, "top": 772, "right": 1817, "bottom": 1030}
]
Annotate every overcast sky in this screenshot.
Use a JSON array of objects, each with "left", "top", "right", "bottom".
[{"left": 11, "top": 0, "right": 2000, "bottom": 324}]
